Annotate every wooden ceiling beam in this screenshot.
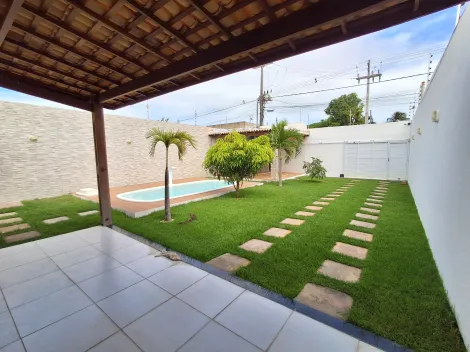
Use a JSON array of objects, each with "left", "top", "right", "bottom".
[
  {"left": 0, "top": 70, "right": 93, "bottom": 110},
  {"left": 4, "top": 37, "right": 115, "bottom": 89},
  {"left": 65, "top": 0, "right": 171, "bottom": 63},
  {"left": 0, "top": 0, "right": 24, "bottom": 46},
  {"left": 258, "top": 0, "right": 276, "bottom": 22},
  {"left": 12, "top": 23, "right": 129, "bottom": 83},
  {"left": 98, "top": 0, "right": 403, "bottom": 102},
  {"left": 0, "top": 49, "right": 102, "bottom": 92},
  {"left": 125, "top": 0, "right": 198, "bottom": 53},
  {"left": 187, "top": 0, "right": 230, "bottom": 37},
  {"left": 21, "top": 4, "right": 147, "bottom": 75}
]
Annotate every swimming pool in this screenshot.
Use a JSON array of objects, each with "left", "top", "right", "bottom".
[{"left": 117, "top": 179, "right": 232, "bottom": 202}]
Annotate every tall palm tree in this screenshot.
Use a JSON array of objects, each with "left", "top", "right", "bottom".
[
  {"left": 146, "top": 128, "right": 196, "bottom": 221},
  {"left": 268, "top": 120, "right": 304, "bottom": 186}
]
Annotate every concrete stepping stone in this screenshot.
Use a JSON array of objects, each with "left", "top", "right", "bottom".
[
  {"left": 332, "top": 191, "right": 344, "bottom": 195},
  {"left": 295, "top": 211, "right": 315, "bottom": 217},
  {"left": 313, "top": 201, "right": 329, "bottom": 206},
  {"left": 239, "top": 239, "right": 273, "bottom": 254},
  {"left": 364, "top": 202, "right": 382, "bottom": 208},
  {"left": 206, "top": 253, "right": 250, "bottom": 272},
  {"left": 0, "top": 223, "right": 30, "bottom": 234},
  {"left": 366, "top": 198, "right": 383, "bottom": 203},
  {"left": 350, "top": 219, "right": 376, "bottom": 229},
  {"left": 332, "top": 242, "right": 368, "bottom": 260},
  {"left": 5, "top": 231, "right": 41, "bottom": 244},
  {"left": 327, "top": 194, "right": 340, "bottom": 197},
  {"left": 360, "top": 207, "right": 380, "bottom": 214},
  {"left": 321, "top": 197, "right": 335, "bottom": 201},
  {"left": 43, "top": 216, "right": 69, "bottom": 224},
  {"left": 78, "top": 210, "right": 99, "bottom": 216},
  {"left": 295, "top": 283, "right": 353, "bottom": 320},
  {"left": 0, "top": 217, "right": 22, "bottom": 225},
  {"left": 264, "top": 227, "right": 291, "bottom": 238},
  {"left": 0, "top": 202, "right": 22, "bottom": 210},
  {"left": 343, "top": 229, "right": 373, "bottom": 242},
  {"left": 374, "top": 189, "right": 386, "bottom": 193},
  {"left": 281, "top": 218, "right": 304, "bottom": 226},
  {"left": 356, "top": 213, "right": 379, "bottom": 221},
  {"left": 317, "top": 260, "right": 361, "bottom": 282},
  {"left": 0, "top": 212, "right": 16, "bottom": 218},
  {"left": 370, "top": 195, "right": 384, "bottom": 199},
  {"left": 306, "top": 205, "right": 323, "bottom": 211},
  {"left": 376, "top": 187, "right": 388, "bottom": 191}
]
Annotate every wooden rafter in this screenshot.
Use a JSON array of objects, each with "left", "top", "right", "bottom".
[
  {"left": 258, "top": 0, "right": 276, "bottom": 21},
  {"left": 0, "top": 0, "right": 24, "bottom": 45},
  {"left": 187, "top": 0, "right": 230, "bottom": 37}
]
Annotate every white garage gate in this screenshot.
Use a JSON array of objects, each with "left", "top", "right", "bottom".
[{"left": 343, "top": 141, "right": 409, "bottom": 180}]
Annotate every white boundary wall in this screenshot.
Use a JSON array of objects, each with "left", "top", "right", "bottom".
[
  {"left": 408, "top": 10, "right": 470, "bottom": 348},
  {"left": 282, "top": 122, "right": 411, "bottom": 179}
]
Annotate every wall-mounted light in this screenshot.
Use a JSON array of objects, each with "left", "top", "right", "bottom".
[
  {"left": 127, "top": 140, "right": 132, "bottom": 144},
  {"left": 417, "top": 128, "right": 422, "bottom": 135},
  {"left": 431, "top": 110, "right": 439, "bottom": 123},
  {"left": 412, "top": 135, "right": 415, "bottom": 140},
  {"left": 29, "top": 135, "right": 38, "bottom": 142}
]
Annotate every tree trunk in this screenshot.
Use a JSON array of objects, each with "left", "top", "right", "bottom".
[
  {"left": 236, "top": 181, "right": 240, "bottom": 198},
  {"left": 278, "top": 149, "right": 283, "bottom": 187},
  {"left": 164, "top": 148, "right": 171, "bottom": 221}
]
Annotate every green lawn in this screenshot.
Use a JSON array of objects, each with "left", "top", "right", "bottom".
[{"left": 0, "top": 178, "right": 465, "bottom": 351}]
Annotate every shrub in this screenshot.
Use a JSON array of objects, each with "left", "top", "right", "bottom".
[{"left": 303, "top": 157, "right": 326, "bottom": 180}]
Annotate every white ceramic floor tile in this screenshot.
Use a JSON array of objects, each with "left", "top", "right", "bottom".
[
  {"left": 51, "top": 245, "right": 103, "bottom": 269},
  {"left": 0, "top": 340, "right": 25, "bottom": 352},
  {"left": 179, "top": 321, "right": 261, "bottom": 352},
  {"left": 149, "top": 263, "right": 208, "bottom": 295},
  {"left": 3, "top": 271, "right": 73, "bottom": 309},
  {"left": 215, "top": 291, "right": 292, "bottom": 350},
  {"left": 88, "top": 332, "right": 141, "bottom": 352},
  {"left": 0, "top": 312, "right": 19, "bottom": 348},
  {"left": 78, "top": 266, "right": 143, "bottom": 302},
  {"left": 92, "top": 235, "right": 137, "bottom": 254},
  {"left": 11, "top": 285, "right": 93, "bottom": 337},
  {"left": 357, "top": 341, "right": 385, "bottom": 351},
  {"left": 124, "top": 298, "right": 209, "bottom": 352},
  {"left": 0, "top": 292, "right": 7, "bottom": 314},
  {"left": 97, "top": 280, "right": 171, "bottom": 328},
  {"left": 22, "top": 305, "right": 118, "bottom": 352},
  {"left": 0, "top": 258, "right": 58, "bottom": 289},
  {"left": 36, "top": 236, "right": 89, "bottom": 257},
  {"left": 177, "top": 275, "right": 244, "bottom": 318},
  {"left": 62, "top": 255, "right": 121, "bottom": 283},
  {"left": 268, "top": 312, "right": 358, "bottom": 352},
  {"left": 73, "top": 226, "right": 118, "bottom": 244},
  {"left": 0, "top": 246, "right": 47, "bottom": 272},
  {"left": 109, "top": 242, "right": 158, "bottom": 264},
  {"left": 126, "top": 255, "right": 174, "bottom": 278}
]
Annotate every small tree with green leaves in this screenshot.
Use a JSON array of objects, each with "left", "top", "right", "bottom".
[
  {"left": 146, "top": 128, "right": 197, "bottom": 222},
  {"left": 303, "top": 157, "right": 327, "bottom": 180},
  {"left": 268, "top": 120, "right": 304, "bottom": 186},
  {"left": 203, "top": 132, "right": 274, "bottom": 198}
]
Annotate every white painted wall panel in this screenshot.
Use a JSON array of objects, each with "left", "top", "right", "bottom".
[{"left": 408, "top": 10, "right": 470, "bottom": 348}]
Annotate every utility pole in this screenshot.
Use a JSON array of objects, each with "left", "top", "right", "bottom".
[
  {"left": 259, "top": 65, "right": 264, "bottom": 127},
  {"left": 426, "top": 54, "right": 433, "bottom": 88},
  {"left": 356, "top": 60, "right": 381, "bottom": 124},
  {"left": 194, "top": 110, "right": 197, "bottom": 125}
]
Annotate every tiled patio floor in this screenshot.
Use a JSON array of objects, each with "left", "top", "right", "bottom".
[{"left": 0, "top": 226, "right": 380, "bottom": 352}]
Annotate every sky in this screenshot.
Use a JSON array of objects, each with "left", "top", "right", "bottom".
[{"left": 0, "top": 5, "right": 464, "bottom": 126}]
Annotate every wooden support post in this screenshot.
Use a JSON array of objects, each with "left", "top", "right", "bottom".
[{"left": 92, "top": 100, "right": 113, "bottom": 227}]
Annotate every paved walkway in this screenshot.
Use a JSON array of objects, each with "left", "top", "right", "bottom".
[{"left": 0, "top": 226, "right": 379, "bottom": 352}]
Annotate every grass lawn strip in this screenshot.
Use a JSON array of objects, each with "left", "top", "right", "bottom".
[{"left": 0, "top": 179, "right": 465, "bottom": 351}]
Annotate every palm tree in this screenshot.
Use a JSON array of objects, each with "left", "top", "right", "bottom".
[
  {"left": 269, "top": 120, "right": 304, "bottom": 186},
  {"left": 146, "top": 128, "right": 196, "bottom": 221}
]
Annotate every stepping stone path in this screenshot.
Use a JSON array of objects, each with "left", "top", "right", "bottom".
[
  {"left": 264, "top": 227, "right": 291, "bottom": 238},
  {"left": 295, "top": 211, "right": 315, "bottom": 217},
  {"left": 313, "top": 201, "right": 328, "bottom": 206},
  {"left": 332, "top": 242, "right": 368, "bottom": 260},
  {"left": 306, "top": 205, "right": 323, "bottom": 211},
  {"left": 5, "top": 231, "right": 41, "bottom": 244},
  {"left": 360, "top": 207, "right": 380, "bottom": 214},
  {"left": 43, "top": 216, "right": 69, "bottom": 224},
  {"left": 327, "top": 194, "right": 340, "bottom": 197},
  {"left": 295, "top": 283, "right": 353, "bottom": 320},
  {"left": 370, "top": 195, "right": 384, "bottom": 199},
  {"left": 78, "top": 210, "right": 99, "bottom": 216},
  {"left": 318, "top": 260, "right": 361, "bottom": 282},
  {"left": 321, "top": 197, "right": 335, "bottom": 201},
  {"left": 356, "top": 213, "right": 379, "bottom": 221},
  {"left": 366, "top": 198, "right": 382, "bottom": 203},
  {"left": 364, "top": 202, "right": 382, "bottom": 208},
  {"left": 206, "top": 253, "right": 250, "bottom": 272},
  {"left": 0, "top": 212, "right": 16, "bottom": 218},
  {"left": 350, "top": 219, "right": 376, "bottom": 229},
  {"left": 239, "top": 239, "right": 273, "bottom": 254},
  {"left": 0, "top": 217, "right": 22, "bottom": 225},
  {"left": 343, "top": 229, "right": 373, "bottom": 242},
  {"left": 0, "top": 223, "right": 30, "bottom": 234},
  {"left": 281, "top": 218, "right": 304, "bottom": 226}
]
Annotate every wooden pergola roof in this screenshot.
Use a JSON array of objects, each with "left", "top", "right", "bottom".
[{"left": 0, "top": 0, "right": 460, "bottom": 111}]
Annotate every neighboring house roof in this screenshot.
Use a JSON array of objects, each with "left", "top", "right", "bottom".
[{"left": 208, "top": 127, "right": 310, "bottom": 136}]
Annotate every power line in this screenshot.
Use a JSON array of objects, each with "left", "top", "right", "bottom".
[
  {"left": 178, "top": 99, "right": 257, "bottom": 122},
  {"left": 273, "top": 72, "right": 429, "bottom": 98}
]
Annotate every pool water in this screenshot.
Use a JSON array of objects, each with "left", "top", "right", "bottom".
[{"left": 117, "top": 180, "right": 232, "bottom": 202}]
